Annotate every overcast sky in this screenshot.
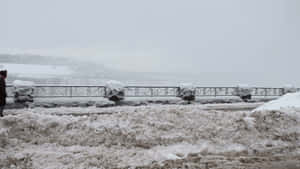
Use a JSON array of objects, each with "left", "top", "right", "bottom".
[{"left": 0, "top": 0, "right": 300, "bottom": 84}]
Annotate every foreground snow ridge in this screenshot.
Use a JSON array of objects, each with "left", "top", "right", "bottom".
[
  {"left": 1, "top": 104, "right": 300, "bottom": 169},
  {"left": 254, "top": 91, "right": 300, "bottom": 112}
]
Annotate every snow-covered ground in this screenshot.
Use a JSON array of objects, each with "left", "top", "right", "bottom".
[
  {"left": 1, "top": 101, "right": 300, "bottom": 169},
  {"left": 254, "top": 92, "right": 300, "bottom": 112}
]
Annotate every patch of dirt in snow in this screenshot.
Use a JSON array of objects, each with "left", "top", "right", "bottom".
[{"left": 0, "top": 104, "right": 300, "bottom": 169}]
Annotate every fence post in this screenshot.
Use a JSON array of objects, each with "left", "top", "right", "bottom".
[
  {"left": 264, "top": 88, "right": 267, "bottom": 97},
  {"left": 104, "top": 87, "right": 107, "bottom": 97},
  {"left": 150, "top": 88, "right": 153, "bottom": 97},
  {"left": 214, "top": 88, "right": 217, "bottom": 97}
]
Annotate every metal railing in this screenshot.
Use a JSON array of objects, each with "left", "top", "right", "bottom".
[{"left": 6, "top": 85, "right": 299, "bottom": 98}]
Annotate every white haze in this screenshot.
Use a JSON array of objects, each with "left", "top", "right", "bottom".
[{"left": 0, "top": 0, "right": 300, "bottom": 86}]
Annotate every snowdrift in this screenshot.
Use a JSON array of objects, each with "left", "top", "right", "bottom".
[{"left": 254, "top": 92, "right": 300, "bottom": 112}]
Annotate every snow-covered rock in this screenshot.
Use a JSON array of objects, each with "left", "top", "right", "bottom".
[
  {"left": 105, "top": 80, "right": 125, "bottom": 102},
  {"left": 253, "top": 92, "right": 300, "bottom": 112},
  {"left": 12, "top": 80, "right": 35, "bottom": 103},
  {"left": 177, "top": 83, "right": 196, "bottom": 101}
]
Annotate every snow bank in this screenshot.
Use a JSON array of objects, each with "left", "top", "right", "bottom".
[
  {"left": 254, "top": 92, "right": 300, "bottom": 112},
  {"left": 1, "top": 104, "right": 300, "bottom": 168}
]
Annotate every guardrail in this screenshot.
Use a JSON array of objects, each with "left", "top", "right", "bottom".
[{"left": 6, "top": 85, "right": 299, "bottom": 98}]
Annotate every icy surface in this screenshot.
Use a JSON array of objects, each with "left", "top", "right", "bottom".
[
  {"left": 254, "top": 92, "right": 300, "bottom": 111},
  {"left": 1, "top": 104, "right": 300, "bottom": 168}
]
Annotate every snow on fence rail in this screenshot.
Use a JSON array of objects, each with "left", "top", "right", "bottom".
[
  {"left": 125, "top": 86, "right": 179, "bottom": 97},
  {"left": 5, "top": 85, "right": 299, "bottom": 98}
]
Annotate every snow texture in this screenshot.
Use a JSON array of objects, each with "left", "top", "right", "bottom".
[
  {"left": 179, "top": 83, "right": 195, "bottom": 90},
  {"left": 254, "top": 91, "right": 300, "bottom": 112},
  {"left": 105, "top": 80, "right": 125, "bottom": 91},
  {"left": 1, "top": 104, "right": 299, "bottom": 168}
]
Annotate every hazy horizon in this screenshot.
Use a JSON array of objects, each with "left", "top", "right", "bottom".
[{"left": 1, "top": 0, "right": 300, "bottom": 86}]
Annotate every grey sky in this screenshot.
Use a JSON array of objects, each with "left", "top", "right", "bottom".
[{"left": 0, "top": 0, "right": 299, "bottom": 80}]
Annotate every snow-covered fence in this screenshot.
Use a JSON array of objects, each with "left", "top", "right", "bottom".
[
  {"left": 125, "top": 86, "right": 179, "bottom": 97},
  {"left": 33, "top": 85, "right": 106, "bottom": 97},
  {"left": 5, "top": 85, "right": 299, "bottom": 99},
  {"left": 12, "top": 80, "right": 35, "bottom": 103},
  {"left": 252, "top": 87, "right": 285, "bottom": 97},
  {"left": 195, "top": 87, "right": 236, "bottom": 97}
]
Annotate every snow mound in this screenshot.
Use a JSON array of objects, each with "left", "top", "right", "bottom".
[
  {"left": 179, "top": 83, "right": 195, "bottom": 90},
  {"left": 105, "top": 80, "right": 125, "bottom": 91},
  {"left": 1, "top": 105, "right": 300, "bottom": 168},
  {"left": 254, "top": 92, "right": 300, "bottom": 111}
]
